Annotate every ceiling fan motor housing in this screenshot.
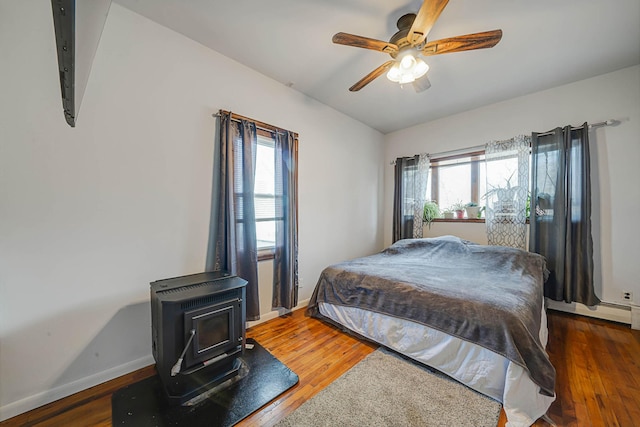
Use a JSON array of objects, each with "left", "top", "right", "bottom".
[{"left": 389, "top": 13, "right": 419, "bottom": 55}]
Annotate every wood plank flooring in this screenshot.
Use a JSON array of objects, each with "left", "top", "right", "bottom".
[{"left": 2, "top": 308, "right": 639, "bottom": 427}]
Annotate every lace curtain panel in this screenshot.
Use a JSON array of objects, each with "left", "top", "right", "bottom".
[{"left": 484, "top": 136, "right": 531, "bottom": 249}]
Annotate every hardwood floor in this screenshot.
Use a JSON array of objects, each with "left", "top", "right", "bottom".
[
  {"left": 2, "top": 309, "right": 639, "bottom": 427},
  {"left": 542, "top": 311, "right": 640, "bottom": 426}
]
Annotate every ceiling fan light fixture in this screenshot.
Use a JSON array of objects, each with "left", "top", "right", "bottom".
[
  {"left": 400, "top": 54, "right": 416, "bottom": 70},
  {"left": 399, "top": 73, "right": 416, "bottom": 85},
  {"left": 386, "top": 54, "right": 429, "bottom": 85},
  {"left": 386, "top": 63, "right": 402, "bottom": 82},
  {"left": 413, "top": 58, "right": 429, "bottom": 78}
]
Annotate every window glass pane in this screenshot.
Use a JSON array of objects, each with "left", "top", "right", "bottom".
[
  {"left": 485, "top": 157, "right": 519, "bottom": 193},
  {"left": 255, "top": 141, "right": 274, "bottom": 195},
  {"left": 256, "top": 220, "right": 275, "bottom": 250},
  {"left": 255, "top": 136, "right": 276, "bottom": 248},
  {"left": 438, "top": 164, "right": 470, "bottom": 210},
  {"left": 479, "top": 161, "right": 487, "bottom": 207},
  {"left": 425, "top": 169, "right": 432, "bottom": 202}
]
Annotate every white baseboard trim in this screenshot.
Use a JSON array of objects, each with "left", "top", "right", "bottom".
[
  {"left": 247, "top": 298, "right": 310, "bottom": 329},
  {"left": 546, "top": 299, "right": 632, "bottom": 325},
  {"left": 0, "top": 354, "right": 155, "bottom": 422}
]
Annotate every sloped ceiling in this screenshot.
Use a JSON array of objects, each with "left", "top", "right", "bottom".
[{"left": 114, "top": 0, "right": 640, "bottom": 134}]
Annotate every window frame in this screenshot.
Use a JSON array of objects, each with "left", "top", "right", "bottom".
[{"left": 429, "top": 150, "right": 486, "bottom": 222}]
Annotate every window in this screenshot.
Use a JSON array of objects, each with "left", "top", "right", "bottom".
[
  {"left": 427, "top": 146, "right": 532, "bottom": 221},
  {"left": 219, "top": 110, "right": 299, "bottom": 313},
  {"left": 229, "top": 116, "right": 297, "bottom": 263},
  {"left": 428, "top": 151, "right": 485, "bottom": 217},
  {"left": 254, "top": 132, "right": 277, "bottom": 251}
]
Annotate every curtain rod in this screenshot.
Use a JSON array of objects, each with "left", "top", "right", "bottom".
[
  {"left": 389, "top": 145, "right": 484, "bottom": 165},
  {"left": 533, "top": 119, "right": 619, "bottom": 137},
  {"left": 389, "top": 119, "right": 620, "bottom": 165},
  {"left": 213, "top": 110, "right": 299, "bottom": 138}
]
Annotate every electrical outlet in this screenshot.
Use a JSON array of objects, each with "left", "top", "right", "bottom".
[{"left": 622, "top": 291, "right": 633, "bottom": 301}]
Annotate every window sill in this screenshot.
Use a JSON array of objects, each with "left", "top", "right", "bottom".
[
  {"left": 258, "top": 249, "right": 275, "bottom": 261},
  {"left": 431, "top": 218, "right": 531, "bottom": 224},
  {"left": 433, "top": 218, "right": 485, "bottom": 223}
]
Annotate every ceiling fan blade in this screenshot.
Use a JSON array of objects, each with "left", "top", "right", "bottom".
[
  {"left": 349, "top": 60, "right": 395, "bottom": 92},
  {"left": 413, "top": 75, "right": 432, "bottom": 93},
  {"left": 407, "top": 0, "right": 450, "bottom": 46},
  {"left": 421, "top": 29, "right": 503, "bottom": 56},
  {"left": 333, "top": 32, "right": 398, "bottom": 55}
]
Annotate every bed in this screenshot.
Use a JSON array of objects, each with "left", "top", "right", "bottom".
[{"left": 307, "top": 236, "right": 555, "bottom": 427}]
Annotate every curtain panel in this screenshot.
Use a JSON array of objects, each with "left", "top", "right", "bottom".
[
  {"left": 210, "top": 111, "right": 299, "bottom": 319},
  {"left": 414, "top": 154, "right": 430, "bottom": 237},
  {"left": 530, "top": 124, "right": 599, "bottom": 306},
  {"left": 272, "top": 130, "right": 299, "bottom": 310},
  {"left": 210, "top": 112, "right": 261, "bottom": 320},
  {"left": 484, "top": 136, "right": 530, "bottom": 249},
  {"left": 392, "top": 154, "right": 429, "bottom": 242}
]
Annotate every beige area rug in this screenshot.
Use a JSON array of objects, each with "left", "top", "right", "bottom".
[{"left": 275, "top": 347, "right": 501, "bottom": 427}]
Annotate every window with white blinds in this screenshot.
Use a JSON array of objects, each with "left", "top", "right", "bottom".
[
  {"left": 254, "top": 135, "right": 279, "bottom": 249},
  {"left": 231, "top": 129, "right": 285, "bottom": 251},
  {"left": 232, "top": 133, "right": 277, "bottom": 249}
]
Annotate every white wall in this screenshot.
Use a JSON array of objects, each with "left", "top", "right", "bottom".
[
  {"left": 384, "top": 65, "right": 640, "bottom": 312},
  {"left": 0, "top": 2, "right": 384, "bottom": 420}
]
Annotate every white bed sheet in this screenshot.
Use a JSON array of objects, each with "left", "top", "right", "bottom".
[{"left": 319, "top": 301, "right": 555, "bottom": 427}]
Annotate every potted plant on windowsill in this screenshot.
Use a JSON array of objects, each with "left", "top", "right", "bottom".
[
  {"left": 422, "top": 201, "right": 440, "bottom": 228},
  {"left": 423, "top": 201, "right": 440, "bottom": 229},
  {"left": 442, "top": 208, "right": 454, "bottom": 219},
  {"left": 465, "top": 202, "right": 480, "bottom": 219},
  {"left": 451, "top": 201, "right": 466, "bottom": 219}
]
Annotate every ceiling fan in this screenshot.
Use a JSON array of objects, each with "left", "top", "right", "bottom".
[{"left": 333, "top": 0, "right": 502, "bottom": 92}]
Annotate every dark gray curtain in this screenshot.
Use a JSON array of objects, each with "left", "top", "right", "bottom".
[
  {"left": 211, "top": 112, "right": 261, "bottom": 320},
  {"left": 529, "top": 124, "right": 600, "bottom": 306},
  {"left": 392, "top": 156, "right": 417, "bottom": 242},
  {"left": 272, "top": 130, "right": 298, "bottom": 310}
]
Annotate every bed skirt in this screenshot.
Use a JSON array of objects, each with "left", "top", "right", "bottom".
[{"left": 318, "top": 302, "right": 555, "bottom": 427}]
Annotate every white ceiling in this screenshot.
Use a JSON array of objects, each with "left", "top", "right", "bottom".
[{"left": 113, "top": 0, "right": 640, "bottom": 134}]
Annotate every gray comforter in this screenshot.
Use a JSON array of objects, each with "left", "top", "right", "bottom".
[{"left": 307, "top": 236, "right": 555, "bottom": 397}]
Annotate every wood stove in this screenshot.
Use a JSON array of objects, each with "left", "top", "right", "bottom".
[{"left": 150, "top": 271, "right": 247, "bottom": 404}]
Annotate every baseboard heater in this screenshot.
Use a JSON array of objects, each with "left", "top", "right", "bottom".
[{"left": 546, "top": 299, "right": 634, "bottom": 327}]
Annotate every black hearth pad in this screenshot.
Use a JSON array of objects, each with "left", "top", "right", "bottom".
[{"left": 111, "top": 339, "right": 298, "bottom": 426}]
